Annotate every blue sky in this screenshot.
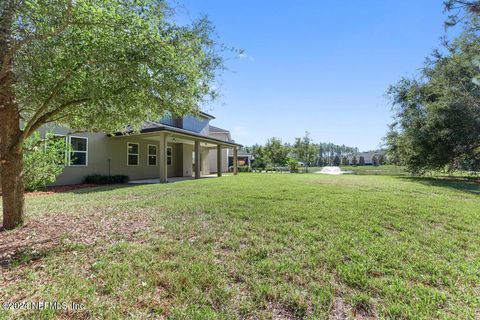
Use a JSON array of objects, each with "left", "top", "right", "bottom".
[{"left": 176, "top": 1, "right": 452, "bottom": 151}]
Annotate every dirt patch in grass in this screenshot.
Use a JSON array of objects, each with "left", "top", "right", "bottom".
[
  {"left": 331, "top": 296, "right": 349, "bottom": 320},
  {"left": 0, "top": 208, "right": 152, "bottom": 287}
]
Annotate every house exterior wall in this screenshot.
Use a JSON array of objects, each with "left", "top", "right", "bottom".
[
  {"left": 208, "top": 132, "right": 230, "bottom": 173},
  {"left": 35, "top": 124, "right": 188, "bottom": 185},
  {"left": 182, "top": 144, "right": 194, "bottom": 177}
]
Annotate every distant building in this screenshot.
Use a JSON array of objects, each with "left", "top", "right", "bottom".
[
  {"left": 347, "top": 150, "right": 386, "bottom": 165},
  {"left": 228, "top": 148, "right": 254, "bottom": 168}
]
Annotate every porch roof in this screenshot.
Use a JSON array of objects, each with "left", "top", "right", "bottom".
[{"left": 113, "top": 122, "right": 242, "bottom": 148}]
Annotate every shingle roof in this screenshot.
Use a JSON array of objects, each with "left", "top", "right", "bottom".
[
  {"left": 117, "top": 121, "right": 242, "bottom": 147},
  {"left": 209, "top": 125, "right": 230, "bottom": 133}
]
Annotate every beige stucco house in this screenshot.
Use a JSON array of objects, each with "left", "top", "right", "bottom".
[{"left": 35, "top": 112, "right": 241, "bottom": 185}]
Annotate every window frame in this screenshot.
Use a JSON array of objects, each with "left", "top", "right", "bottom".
[
  {"left": 68, "top": 136, "right": 88, "bottom": 167},
  {"left": 147, "top": 144, "right": 158, "bottom": 166},
  {"left": 167, "top": 146, "right": 172, "bottom": 166},
  {"left": 127, "top": 142, "right": 139, "bottom": 166}
]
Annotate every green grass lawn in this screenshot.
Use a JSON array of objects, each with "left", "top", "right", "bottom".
[
  {"left": 1, "top": 174, "right": 479, "bottom": 319},
  {"left": 339, "top": 165, "right": 407, "bottom": 176}
]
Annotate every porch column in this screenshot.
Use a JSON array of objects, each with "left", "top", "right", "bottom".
[
  {"left": 159, "top": 133, "right": 168, "bottom": 183},
  {"left": 194, "top": 140, "right": 200, "bottom": 179},
  {"left": 217, "top": 144, "right": 222, "bottom": 177},
  {"left": 233, "top": 147, "right": 238, "bottom": 175}
]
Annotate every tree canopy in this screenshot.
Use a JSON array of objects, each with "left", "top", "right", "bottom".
[
  {"left": 2, "top": 0, "right": 222, "bottom": 139},
  {"left": 385, "top": 23, "right": 480, "bottom": 173}
]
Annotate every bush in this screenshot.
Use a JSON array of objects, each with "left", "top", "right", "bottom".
[
  {"left": 23, "top": 132, "right": 68, "bottom": 191},
  {"left": 287, "top": 158, "right": 299, "bottom": 173},
  {"left": 238, "top": 166, "right": 252, "bottom": 172},
  {"left": 84, "top": 174, "right": 129, "bottom": 184}
]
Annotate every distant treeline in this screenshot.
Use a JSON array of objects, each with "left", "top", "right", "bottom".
[{"left": 244, "top": 132, "right": 361, "bottom": 169}]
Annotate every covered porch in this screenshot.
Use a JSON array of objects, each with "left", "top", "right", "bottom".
[{"left": 113, "top": 125, "right": 241, "bottom": 183}]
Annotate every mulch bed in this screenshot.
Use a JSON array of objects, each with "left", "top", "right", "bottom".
[
  {"left": 25, "top": 184, "right": 98, "bottom": 196},
  {"left": 0, "top": 184, "right": 98, "bottom": 197}
]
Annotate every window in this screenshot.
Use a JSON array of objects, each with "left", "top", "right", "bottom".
[
  {"left": 167, "top": 147, "right": 172, "bottom": 166},
  {"left": 69, "top": 136, "right": 87, "bottom": 166},
  {"left": 69, "top": 136, "right": 88, "bottom": 166},
  {"left": 127, "top": 142, "right": 139, "bottom": 166},
  {"left": 147, "top": 144, "right": 157, "bottom": 166}
]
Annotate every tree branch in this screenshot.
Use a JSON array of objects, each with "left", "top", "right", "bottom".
[
  {"left": 22, "top": 61, "right": 85, "bottom": 139},
  {"left": 20, "top": 97, "right": 89, "bottom": 143}
]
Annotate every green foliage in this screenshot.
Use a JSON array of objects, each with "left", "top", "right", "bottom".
[
  {"left": 7, "top": 0, "right": 225, "bottom": 136},
  {"left": 250, "top": 144, "right": 268, "bottom": 169},
  {"left": 358, "top": 156, "right": 365, "bottom": 166},
  {"left": 386, "top": 27, "right": 480, "bottom": 174},
  {"left": 84, "top": 174, "right": 129, "bottom": 185},
  {"left": 23, "top": 132, "right": 68, "bottom": 191},
  {"left": 372, "top": 155, "right": 379, "bottom": 166},
  {"left": 286, "top": 158, "right": 299, "bottom": 173},
  {"left": 264, "top": 137, "right": 290, "bottom": 166},
  {"left": 378, "top": 154, "right": 386, "bottom": 165},
  {"left": 341, "top": 156, "right": 349, "bottom": 166},
  {"left": 292, "top": 132, "right": 316, "bottom": 166},
  {"left": 333, "top": 155, "right": 341, "bottom": 166},
  {"left": 236, "top": 166, "right": 252, "bottom": 173}
]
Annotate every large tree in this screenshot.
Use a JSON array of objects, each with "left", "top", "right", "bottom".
[
  {"left": 444, "top": 0, "right": 480, "bottom": 84},
  {"left": 264, "top": 137, "right": 290, "bottom": 166},
  {"left": 385, "top": 28, "right": 480, "bottom": 173},
  {"left": 0, "top": 0, "right": 223, "bottom": 229},
  {"left": 292, "top": 132, "right": 317, "bottom": 172}
]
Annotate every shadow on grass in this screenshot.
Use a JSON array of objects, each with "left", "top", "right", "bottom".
[
  {"left": 398, "top": 176, "right": 480, "bottom": 195},
  {"left": 67, "top": 184, "right": 139, "bottom": 194}
]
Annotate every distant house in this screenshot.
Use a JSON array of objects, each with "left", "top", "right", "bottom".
[
  {"left": 228, "top": 149, "right": 254, "bottom": 168},
  {"left": 347, "top": 150, "right": 386, "bottom": 165},
  {"left": 32, "top": 111, "right": 242, "bottom": 185}
]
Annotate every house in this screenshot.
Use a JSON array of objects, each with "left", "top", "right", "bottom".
[
  {"left": 347, "top": 150, "right": 386, "bottom": 165},
  {"left": 228, "top": 149, "right": 254, "bottom": 168},
  {"left": 35, "top": 111, "right": 242, "bottom": 185}
]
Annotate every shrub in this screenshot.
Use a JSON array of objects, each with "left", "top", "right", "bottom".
[
  {"left": 84, "top": 174, "right": 129, "bottom": 184},
  {"left": 287, "top": 158, "right": 299, "bottom": 173},
  {"left": 237, "top": 166, "right": 252, "bottom": 172},
  {"left": 23, "top": 132, "right": 68, "bottom": 191}
]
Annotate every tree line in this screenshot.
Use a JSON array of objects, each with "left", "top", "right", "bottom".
[{"left": 244, "top": 132, "right": 362, "bottom": 170}]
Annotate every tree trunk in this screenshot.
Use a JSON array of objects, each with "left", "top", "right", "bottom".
[
  {"left": 0, "top": 148, "right": 25, "bottom": 230},
  {"left": 0, "top": 80, "right": 25, "bottom": 230},
  {"left": 0, "top": 27, "right": 25, "bottom": 229},
  {"left": 0, "top": 0, "right": 26, "bottom": 230}
]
